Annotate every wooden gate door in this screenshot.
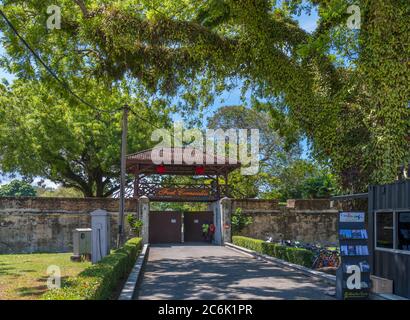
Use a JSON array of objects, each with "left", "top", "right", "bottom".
[
  {"left": 149, "top": 211, "right": 182, "bottom": 244},
  {"left": 184, "top": 211, "right": 214, "bottom": 242}
]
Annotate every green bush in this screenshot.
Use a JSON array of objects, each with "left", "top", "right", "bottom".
[
  {"left": 231, "top": 208, "right": 253, "bottom": 235},
  {"left": 274, "top": 245, "right": 288, "bottom": 260},
  {"left": 261, "top": 242, "right": 276, "bottom": 256},
  {"left": 232, "top": 236, "right": 314, "bottom": 268},
  {"left": 286, "top": 247, "right": 314, "bottom": 267},
  {"left": 43, "top": 238, "right": 142, "bottom": 300},
  {"left": 232, "top": 236, "right": 264, "bottom": 253}
]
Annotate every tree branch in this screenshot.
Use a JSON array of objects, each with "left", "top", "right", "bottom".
[{"left": 73, "top": 0, "right": 88, "bottom": 17}]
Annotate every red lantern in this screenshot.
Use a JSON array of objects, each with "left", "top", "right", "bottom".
[
  {"left": 156, "top": 165, "right": 166, "bottom": 174},
  {"left": 195, "top": 166, "right": 205, "bottom": 175}
]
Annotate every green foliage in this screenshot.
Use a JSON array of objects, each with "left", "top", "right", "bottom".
[
  {"left": 272, "top": 244, "right": 287, "bottom": 261},
  {"left": 207, "top": 105, "right": 302, "bottom": 199},
  {"left": 231, "top": 208, "right": 253, "bottom": 235},
  {"left": 0, "top": 180, "right": 36, "bottom": 197},
  {"left": 232, "top": 236, "right": 314, "bottom": 268},
  {"left": 261, "top": 159, "right": 339, "bottom": 201},
  {"left": 232, "top": 236, "right": 264, "bottom": 253},
  {"left": 150, "top": 202, "right": 209, "bottom": 211},
  {"left": 43, "top": 238, "right": 142, "bottom": 300},
  {"left": 226, "top": 171, "right": 260, "bottom": 199},
  {"left": 35, "top": 186, "right": 85, "bottom": 198},
  {"left": 127, "top": 214, "right": 143, "bottom": 237},
  {"left": 285, "top": 247, "right": 314, "bottom": 267},
  {"left": 301, "top": 173, "right": 337, "bottom": 199},
  {"left": 0, "top": 79, "right": 171, "bottom": 197},
  {"left": 0, "top": 0, "right": 408, "bottom": 193}
]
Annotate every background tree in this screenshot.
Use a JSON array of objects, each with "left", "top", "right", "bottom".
[
  {"left": 231, "top": 208, "right": 253, "bottom": 235},
  {"left": 0, "top": 79, "right": 171, "bottom": 197},
  {"left": 35, "top": 186, "right": 84, "bottom": 198},
  {"left": 0, "top": 180, "right": 36, "bottom": 197},
  {"left": 260, "top": 159, "right": 339, "bottom": 201},
  {"left": 207, "top": 105, "right": 303, "bottom": 198},
  {"left": 0, "top": 0, "right": 408, "bottom": 194}
]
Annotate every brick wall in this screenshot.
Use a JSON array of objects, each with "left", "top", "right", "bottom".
[
  {"left": 0, "top": 197, "right": 340, "bottom": 253},
  {"left": 232, "top": 199, "right": 338, "bottom": 245},
  {"left": 0, "top": 197, "right": 138, "bottom": 254}
]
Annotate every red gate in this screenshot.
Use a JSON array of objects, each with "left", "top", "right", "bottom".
[{"left": 149, "top": 211, "right": 182, "bottom": 244}]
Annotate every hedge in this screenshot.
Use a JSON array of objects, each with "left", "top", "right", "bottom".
[
  {"left": 232, "top": 236, "right": 314, "bottom": 268},
  {"left": 43, "top": 237, "right": 142, "bottom": 300}
]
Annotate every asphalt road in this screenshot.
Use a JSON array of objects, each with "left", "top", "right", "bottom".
[{"left": 136, "top": 244, "right": 335, "bottom": 300}]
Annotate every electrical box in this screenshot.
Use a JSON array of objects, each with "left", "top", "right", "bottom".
[{"left": 71, "top": 228, "right": 92, "bottom": 261}]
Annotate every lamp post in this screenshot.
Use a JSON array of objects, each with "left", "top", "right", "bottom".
[{"left": 117, "top": 104, "right": 129, "bottom": 248}]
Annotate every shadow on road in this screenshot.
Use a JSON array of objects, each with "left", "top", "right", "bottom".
[{"left": 137, "top": 246, "right": 335, "bottom": 300}]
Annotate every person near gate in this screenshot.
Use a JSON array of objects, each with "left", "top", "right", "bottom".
[
  {"left": 209, "top": 222, "right": 216, "bottom": 243},
  {"left": 202, "top": 223, "right": 209, "bottom": 241}
]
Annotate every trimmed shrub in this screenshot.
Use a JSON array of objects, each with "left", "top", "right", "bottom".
[
  {"left": 273, "top": 245, "right": 287, "bottom": 260},
  {"left": 286, "top": 247, "right": 314, "bottom": 267},
  {"left": 43, "top": 238, "right": 142, "bottom": 300},
  {"left": 232, "top": 236, "right": 264, "bottom": 253},
  {"left": 232, "top": 236, "right": 314, "bottom": 268},
  {"left": 261, "top": 242, "right": 276, "bottom": 256}
]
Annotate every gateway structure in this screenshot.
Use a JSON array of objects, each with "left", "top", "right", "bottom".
[{"left": 125, "top": 147, "right": 241, "bottom": 245}]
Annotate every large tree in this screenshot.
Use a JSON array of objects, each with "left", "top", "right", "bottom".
[
  {"left": 0, "top": 78, "right": 170, "bottom": 197},
  {"left": 0, "top": 179, "right": 36, "bottom": 197},
  {"left": 0, "top": 0, "right": 408, "bottom": 193},
  {"left": 207, "top": 105, "right": 302, "bottom": 198}
]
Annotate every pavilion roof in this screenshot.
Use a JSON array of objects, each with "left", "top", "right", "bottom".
[{"left": 126, "top": 147, "right": 241, "bottom": 175}]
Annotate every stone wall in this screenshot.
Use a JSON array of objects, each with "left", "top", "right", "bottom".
[
  {"left": 0, "top": 197, "right": 138, "bottom": 254},
  {"left": 0, "top": 197, "right": 340, "bottom": 253},
  {"left": 232, "top": 199, "right": 338, "bottom": 245}
]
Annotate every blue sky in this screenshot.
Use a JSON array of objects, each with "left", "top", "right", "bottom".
[{"left": 0, "top": 7, "right": 319, "bottom": 187}]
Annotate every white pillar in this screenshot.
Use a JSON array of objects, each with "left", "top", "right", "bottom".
[
  {"left": 91, "top": 209, "right": 110, "bottom": 264},
  {"left": 212, "top": 201, "right": 222, "bottom": 245},
  {"left": 220, "top": 197, "right": 232, "bottom": 244},
  {"left": 213, "top": 197, "right": 232, "bottom": 245},
  {"left": 138, "top": 196, "right": 150, "bottom": 245}
]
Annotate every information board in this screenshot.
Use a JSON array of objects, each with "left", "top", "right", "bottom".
[{"left": 336, "top": 212, "right": 370, "bottom": 300}]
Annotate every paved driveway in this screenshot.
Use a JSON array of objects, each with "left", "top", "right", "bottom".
[{"left": 136, "top": 244, "right": 335, "bottom": 300}]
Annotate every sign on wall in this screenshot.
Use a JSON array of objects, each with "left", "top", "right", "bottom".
[
  {"left": 339, "top": 212, "right": 365, "bottom": 223},
  {"left": 156, "top": 188, "right": 210, "bottom": 198},
  {"left": 336, "top": 212, "right": 371, "bottom": 300}
]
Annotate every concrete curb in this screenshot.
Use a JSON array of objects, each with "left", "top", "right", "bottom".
[
  {"left": 226, "top": 242, "right": 408, "bottom": 301},
  {"left": 225, "top": 242, "right": 337, "bottom": 286},
  {"left": 118, "top": 243, "right": 149, "bottom": 300}
]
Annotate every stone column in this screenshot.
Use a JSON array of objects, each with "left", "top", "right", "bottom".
[
  {"left": 91, "top": 209, "right": 110, "bottom": 264},
  {"left": 220, "top": 197, "right": 232, "bottom": 244},
  {"left": 138, "top": 196, "right": 150, "bottom": 245},
  {"left": 212, "top": 201, "right": 222, "bottom": 245},
  {"left": 212, "top": 197, "right": 232, "bottom": 245}
]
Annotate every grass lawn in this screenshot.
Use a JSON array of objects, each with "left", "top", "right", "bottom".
[{"left": 0, "top": 253, "right": 90, "bottom": 300}]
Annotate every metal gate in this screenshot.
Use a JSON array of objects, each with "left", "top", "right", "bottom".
[
  {"left": 149, "top": 211, "right": 182, "bottom": 244},
  {"left": 184, "top": 211, "right": 214, "bottom": 242}
]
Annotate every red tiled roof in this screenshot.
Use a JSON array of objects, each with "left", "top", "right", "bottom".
[{"left": 127, "top": 147, "right": 240, "bottom": 166}]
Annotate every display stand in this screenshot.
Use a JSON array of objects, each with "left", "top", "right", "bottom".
[{"left": 336, "top": 212, "right": 370, "bottom": 300}]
